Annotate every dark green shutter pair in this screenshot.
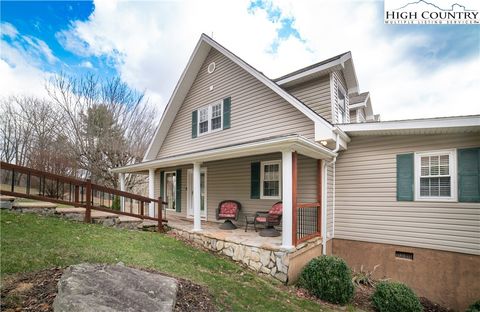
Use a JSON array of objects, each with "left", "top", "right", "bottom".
[
  {"left": 396, "top": 148, "right": 480, "bottom": 202},
  {"left": 160, "top": 170, "right": 182, "bottom": 212},
  {"left": 191, "top": 97, "right": 231, "bottom": 138}
]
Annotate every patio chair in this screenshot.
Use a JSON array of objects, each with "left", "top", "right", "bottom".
[
  {"left": 254, "top": 201, "right": 282, "bottom": 237},
  {"left": 216, "top": 200, "right": 242, "bottom": 230}
]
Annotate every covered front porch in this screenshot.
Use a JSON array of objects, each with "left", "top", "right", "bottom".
[{"left": 113, "top": 135, "right": 335, "bottom": 282}]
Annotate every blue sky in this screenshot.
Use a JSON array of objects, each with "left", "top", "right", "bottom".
[{"left": 1, "top": 0, "right": 479, "bottom": 120}]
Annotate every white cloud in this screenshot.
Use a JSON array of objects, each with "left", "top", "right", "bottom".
[
  {"left": 80, "top": 60, "right": 93, "bottom": 68},
  {"left": 2, "top": 1, "right": 479, "bottom": 120},
  {"left": 0, "top": 23, "right": 52, "bottom": 98}
]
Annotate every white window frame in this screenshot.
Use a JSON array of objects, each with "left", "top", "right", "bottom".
[
  {"left": 260, "top": 160, "right": 282, "bottom": 200},
  {"left": 414, "top": 149, "right": 457, "bottom": 202},
  {"left": 338, "top": 85, "right": 347, "bottom": 124},
  {"left": 164, "top": 171, "right": 176, "bottom": 210},
  {"left": 197, "top": 101, "right": 223, "bottom": 136}
]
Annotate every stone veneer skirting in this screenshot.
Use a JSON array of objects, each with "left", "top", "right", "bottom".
[{"left": 170, "top": 228, "right": 322, "bottom": 283}]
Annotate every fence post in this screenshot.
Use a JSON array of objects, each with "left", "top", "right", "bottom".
[
  {"left": 84, "top": 179, "right": 92, "bottom": 223},
  {"left": 157, "top": 197, "right": 163, "bottom": 232}
]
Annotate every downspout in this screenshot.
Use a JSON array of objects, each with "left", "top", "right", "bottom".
[{"left": 322, "top": 133, "right": 340, "bottom": 255}]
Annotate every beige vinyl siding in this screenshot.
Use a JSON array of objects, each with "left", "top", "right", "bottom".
[
  {"left": 205, "top": 153, "right": 318, "bottom": 223},
  {"left": 154, "top": 153, "right": 318, "bottom": 224},
  {"left": 357, "top": 108, "right": 366, "bottom": 122},
  {"left": 157, "top": 48, "right": 315, "bottom": 158},
  {"left": 285, "top": 76, "right": 332, "bottom": 123},
  {"left": 331, "top": 71, "right": 350, "bottom": 124},
  {"left": 335, "top": 133, "right": 480, "bottom": 255}
]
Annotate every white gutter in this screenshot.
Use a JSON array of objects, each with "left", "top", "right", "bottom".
[{"left": 322, "top": 133, "right": 341, "bottom": 255}]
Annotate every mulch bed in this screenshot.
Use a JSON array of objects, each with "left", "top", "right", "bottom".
[
  {"left": 1, "top": 267, "right": 216, "bottom": 312},
  {"left": 290, "top": 284, "right": 452, "bottom": 312}
]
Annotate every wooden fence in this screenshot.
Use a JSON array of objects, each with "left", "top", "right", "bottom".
[{"left": 0, "top": 161, "right": 167, "bottom": 232}]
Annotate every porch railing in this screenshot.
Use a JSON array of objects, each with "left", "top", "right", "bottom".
[
  {"left": 0, "top": 161, "right": 167, "bottom": 232},
  {"left": 295, "top": 202, "right": 322, "bottom": 244}
]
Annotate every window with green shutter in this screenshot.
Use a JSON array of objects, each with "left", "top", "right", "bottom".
[
  {"left": 458, "top": 147, "right": 480, "bottom": 202},
  {"left": 192, "top": 96, "right": 231, "bottom": 138},
  {"left": 191, "top": 111, "right": 197, "bottom": 138},
  {"left": 397, "top": 153, "right": 414, "bottom": 201}
]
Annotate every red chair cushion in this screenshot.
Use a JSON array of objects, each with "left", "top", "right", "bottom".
[
  {"left": 219, "top": 201, "right": 239, "bottom": 218},
  {"left": 255, "top": 216, "right": 267, "bottom": 223},
  {"left": 219, "top": 213, "right": 236, "bottom": 218},
  {"left": 269, "top": 203, "right": 283, "bottom": 215}
]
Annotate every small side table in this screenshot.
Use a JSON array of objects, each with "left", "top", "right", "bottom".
[{"left": 244, "top": 214, "right": 256, "bottom": 232}]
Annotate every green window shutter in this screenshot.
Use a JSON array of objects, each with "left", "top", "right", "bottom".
[
  {"left": 223, "top": 97, "right": 231, "bottom": 130},
  {"left": 251, "top": 162, "right": 260, "bottom": 199},
  {"left": 175, "top": 169, "right": 182, "bottom": 212},
  {"left": 160, "top": 171, "right": 165, "bottom": 199},
  {"left": 397, "top": 153, "right": 414, "bottom": 201},
  {"left": 191, "top": 110, "right": 198, "bottom": 138},
  {"left": 458, "top": 148, "right": 480, "bottom": 202}
]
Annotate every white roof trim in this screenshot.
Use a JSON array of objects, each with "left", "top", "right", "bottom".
[
  {"left": 338, "top": 115, "right": 480, "bottom": 135},
  {"left": 113, "top": 135, "right": 336, "bottom": 173},
  {"left": 143, "top": 34, "right": 332, "bottom": 161},
  {"left": 275, "top": 53, "right": 350, "bottom": 86},
  {"left": 349, "top": 102, "right": 367, "bottom": 110}
]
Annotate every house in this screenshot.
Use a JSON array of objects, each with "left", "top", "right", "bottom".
[{"left": 112, "top": 34, "right": 480, "bottom": 310}]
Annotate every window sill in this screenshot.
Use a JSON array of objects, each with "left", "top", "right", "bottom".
[
  {"left": 414, "top": 197, "right": 457, "bottom": 203},
  {"left": 260, "top": 196, "right": 281, "bottom": 200}
]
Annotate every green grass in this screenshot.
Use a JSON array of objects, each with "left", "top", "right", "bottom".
[{"left": 0, "top": 211, "right": 338, "bottom": 311}]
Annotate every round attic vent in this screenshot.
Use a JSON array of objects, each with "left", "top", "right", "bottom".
[{"left": 207, "top": 62, "right": 216, "bottom": 74}]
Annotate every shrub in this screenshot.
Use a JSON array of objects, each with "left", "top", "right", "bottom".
[
  {"left": 352, "top": 264, "right": 380, "bottom": 287},
  {"left": 372, "top": 281, "right": 423, "bottom": 312},
  {"left": 466, "top": 300, "right": 480, "bottom": 312},
  {"left": 111, "top": 196, "right": 120, "bottom": 211},
  {"left": 298, "top": 255, "right": 354, "bottom": 304}
]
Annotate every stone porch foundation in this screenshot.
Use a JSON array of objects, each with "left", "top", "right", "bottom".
[{"left": 170, "top": 227, "right": 322, "bottom": 283}]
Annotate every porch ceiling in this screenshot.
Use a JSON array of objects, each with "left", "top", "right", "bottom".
[{"left": 112, "top": 135, "right": 336, "bottom": 173}]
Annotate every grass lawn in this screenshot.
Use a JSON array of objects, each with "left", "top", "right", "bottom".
[{"left": 0, "top": 211, "right": 343, "bottom": 311}]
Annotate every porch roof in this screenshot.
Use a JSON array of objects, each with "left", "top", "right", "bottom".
[{"left": 111, "top": 135, "right": 336, "bottom": 174}]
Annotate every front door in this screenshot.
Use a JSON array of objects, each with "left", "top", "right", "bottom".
[{"left": 187, "top": 168, "right": 207, "bottom": 219}]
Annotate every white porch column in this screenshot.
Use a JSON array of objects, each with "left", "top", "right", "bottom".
[
  {"left": 193, "top": 162, "right": 202, "bottom": 231},
  {"left": 119, "top": 173, "right": 125, "bottom": 212},
  {"left": 148, "top": 168, "right": 155, "bottom": 217},
  {"left": 282, "top": 150, "right": 293, "bottom": 249}
]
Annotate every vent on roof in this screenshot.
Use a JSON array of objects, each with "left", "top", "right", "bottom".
[
  {"left": 395, "top": 251, "right": 414, "bottom": 260},
  {"left": 207, "top": 62, "right": 216, "bottom": 74}
]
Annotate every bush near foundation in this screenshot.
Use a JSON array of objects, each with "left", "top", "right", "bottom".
[
  {"left": 372, "top": 281, "right": 423, "bottom": 312},
  {"left": 298, "top": 255, "right": 354, "bottom": 304},
  {"left": 465, "top": 300, "right": 480, "bottom": 312}
]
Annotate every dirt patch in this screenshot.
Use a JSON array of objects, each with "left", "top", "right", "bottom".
[
  {"left": 420, "top": 297, "right": 454, "bottom": 312},
  {"left": 1, "top": 266, "right": 216, "bottom": 312},
  {"left": 1, "top": 267, "right": 62, "bottom": 312}
]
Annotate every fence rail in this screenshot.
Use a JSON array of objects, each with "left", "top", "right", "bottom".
[
  {"left": 295, "top": 202, "right": 321, "bottom": 244},
  {"left": 0, "top": 161, "right": 166, "bottom": 232}
]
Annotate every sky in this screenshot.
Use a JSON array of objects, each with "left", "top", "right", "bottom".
[{"left": 0, "top": 0, "right": 479, "bottom": 121}]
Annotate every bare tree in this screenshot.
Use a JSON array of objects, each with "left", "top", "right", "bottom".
[
  {"left": 46, "top": 74, "right": 157, "bottom": 189},
  {"left": 0, "top": 98, "right": 33, "bottom": 166}
]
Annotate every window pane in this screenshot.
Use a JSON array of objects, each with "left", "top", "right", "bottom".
[
  {"left": 439, "top": 177, "right": 451, "bottom": 196},
  {"left": 199, "top": 121, "right": 208, "bottom": 134},
  {"left": 263, "top": 181, "right": 279, "bottom": 196},
  {"left": 421, "top": 166, "right": 429, "bottom": 176},
  {"left": 212, "top": 103, "right": 222, "bottom": 118},
  {"left": 211, "top": 116, "right": 221, "bottom": 130},
  {"left": 430, "top": 178, "right": 439, "bottom": 196},
  {"left": 420, "top": 178, "right": 430, "bottom": 196},
  {"left": 421, "top": 157, "right": 429, "bottom": 167},
  {"left": 165, "top": 173, "right": 176, "bottom": 210},
  {"left": 199, "top": 107, "right": 208, "bottom": 122}
]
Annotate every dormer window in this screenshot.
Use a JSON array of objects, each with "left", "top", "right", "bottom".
[{"left": 338, "top": 88, "right": 347, "bottom": 123}]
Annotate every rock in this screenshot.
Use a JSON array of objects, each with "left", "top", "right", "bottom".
[
  {"left": 260, "top": 266, "right": 271, "bottom": 274},
  {"left": 223, "top": 247, "right": 233, "bottom": 257},
  {"left": 270, "top": 266, "right": 277, "bottom": 276},
  {"left": 249, "top": 260, "right": 262, "bottom": 271},
  {"left": 216, "top": 241, "right": 224, "bottom": 251},
  {"left": 250, "top": 251, "right": 260, "bottom": 262},
  {"left": 267, "top": 260, "right": 275, "bottom": 269},
  {"left": 259, "top": 250, "right": 271, "bottom": 266},
  {"left": 53, "top": 263, "right": 177, "bottom": 312},
  {"left": 274, "top": 272, "right": 287, "bottom": 283},
  {"left": 233, "top": 245, "right": 246, "bottom": 261}
]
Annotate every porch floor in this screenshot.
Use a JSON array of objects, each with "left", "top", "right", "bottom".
[{"left": 166, "top": 214, "right": 284, "bottom": 251}]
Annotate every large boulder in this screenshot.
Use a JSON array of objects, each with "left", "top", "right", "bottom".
[{"left": 53, "top": 263, "right": 178, "bottom": 312}]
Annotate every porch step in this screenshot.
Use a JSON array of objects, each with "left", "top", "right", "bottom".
[
  {"left": 0, "top": 195, "right": 16, "bottom": 209},
  {"left": 11, "top": 201, "right": 57, "bottom": 215}
]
